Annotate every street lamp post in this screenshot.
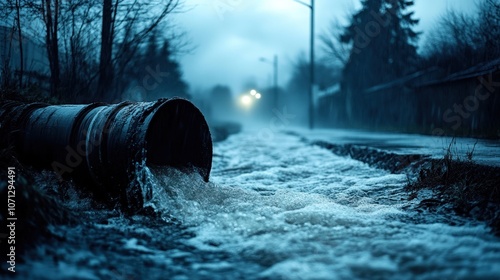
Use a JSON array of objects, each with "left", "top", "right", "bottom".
[
  {"left": 293, "top": 0, "right": 314, "bottom": 129},
  {"left": 259, "top": 55, "right": 279, "bottom": 108}
]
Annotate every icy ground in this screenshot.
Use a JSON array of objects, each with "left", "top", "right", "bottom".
[
  {"left": 291, "top": 127, "right": 500, "bottom": 167},
  {"left": 13, "top": 129, "right": 500, "bottom": 279}
]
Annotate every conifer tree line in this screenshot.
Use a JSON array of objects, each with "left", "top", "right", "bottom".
[{"left": 0, "top": 0, "right": 188, "bottom": 103}]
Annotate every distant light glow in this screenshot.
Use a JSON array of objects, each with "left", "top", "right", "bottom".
[
  {"left": 250, "top": 89, "right": 257, "bottom": 96},
  {"left": 240, "top": 95, "right": 253, "bottom": 107},
  {"left": 255, "top": 93, "right": 261, "bottom": 99}
]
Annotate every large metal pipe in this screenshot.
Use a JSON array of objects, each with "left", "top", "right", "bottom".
[{"left": 0, "top": 98, "right": 212, "bottom": 213}]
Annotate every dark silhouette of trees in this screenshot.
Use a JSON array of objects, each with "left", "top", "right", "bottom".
[
  {"left": 321, "top": 0, "right": 420, "bottom": 125},
  {"left": 14, "top": 0, "right": 23, "bottom": 88},
  {"left": 123, "top": 33, "right": 188, "bottom": 101},
  {"left": 421, "top": 0, "right": 500, "bottom": 72},
  {"left": 0, "top": 0, "right": 28, "bottom": 89},
  {"left": 477, "top": 0, "right": 500, "bottom": 59},
  {"left": 0, "top": 0, "right": 186, "bottom": 102},
  {"left": 41, "top": 0, "right": 61, "bottom": 98},
  {"left": 59, "top": 0, "right": 100, "bottom": 101},
  {"left": 5, "top": 0, "right": 64, "bottom": 98},
  {"left": 95, "top": 0, "right": 183, "bottom": 102},
  {"left": 286, "top": 53, "right": 340, "bottom": 124},
  {"left": 341, "top": 0, "right": 419, "bottom": 88},
  {"left": 320, "top": 15, "right": 353, "bottom": 66},
  {"left": 156, "top": 40, "right": 189, "bottom": 98},
  {"left": 96, "top": 0, "right": 113, "bottom": 101},
  {"left": 317, "top": 0, "right": 498, "bottom": 137}
]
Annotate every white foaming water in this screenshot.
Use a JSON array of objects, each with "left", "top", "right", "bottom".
[{"left": 139, "top": 131, "right": 500, "bottom": 279}]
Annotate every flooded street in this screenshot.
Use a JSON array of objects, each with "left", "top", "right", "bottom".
[
  {"left": 1, "top": 0, "right": 499, "bottom": 278},
  {"left": 9, "top": 129, "right": 500, "bottom": 279}
]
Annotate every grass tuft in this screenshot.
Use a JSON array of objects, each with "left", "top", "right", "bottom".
[{"left": 406, "top": 140, "right": 500, "bottom": 235}]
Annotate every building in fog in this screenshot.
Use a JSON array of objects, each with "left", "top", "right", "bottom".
[
  {"left": 318, "top": 58, "right": 500, "bottom": 138},
  {"left": 413, "top": 58, "right": 500, "bottom": 138}
]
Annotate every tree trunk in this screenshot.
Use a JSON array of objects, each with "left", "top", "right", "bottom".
[
  {"left": 15, "top": 0, "right": 23, "bottom": 89},
  {"left": 43, "top": 0, "right": 61, "bottom": 99},
  {"left": 97, "top": 0, "right": 114, "bottom": 101}
]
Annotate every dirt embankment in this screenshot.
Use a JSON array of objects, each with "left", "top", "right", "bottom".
[{"left": 313, "top": 140, "right": 500, "bottom": 236}]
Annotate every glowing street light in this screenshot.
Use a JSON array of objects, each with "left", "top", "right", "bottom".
[
  {"left": 240, "top": 95, "right": 253, "bottom": 107},
  {"left": 238, "top": 90, "right": 262, "bottom": 110}
]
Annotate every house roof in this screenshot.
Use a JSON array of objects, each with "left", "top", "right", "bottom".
[
  {"left": 364, "top": 69, "right": 436, "bottom": 93},
  {"left": 364, "top": 58, "right": 500, "bottom": 93},
  {"left": 418, "top": 57, "right": 500, "bottom": 87}
]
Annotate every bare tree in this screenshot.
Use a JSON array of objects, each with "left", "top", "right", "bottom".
[
  {"left": 36, "top": 0, "right": 61, "bottom": 98},
  {"left": 320, "top": 19, "right": 351, "bottom": 66},
  {"left": 95, "top": 0, "right": 184, "bottom": 102},
  {"left": 59, "top": 0, "right": 100, "bottom": 100},
  {"left": 319, "top": 4, "right": 357, "bottom": 67},
  {"left": 422, "top": 0, "right": 500, "bottom": 71},
  {"left": 96, "top": 0, "right": 114, "bottom": 100},
  {"left": 14, "top": 0, "right": 23, "bottom": 88},
  {"left": 1, "top": 0, "right": 186, "bottom": 102},
  {"left": 0, "top": 0, "right": 25, "bottom": 89},
  {"left": 477, "top": 0, "right": 500, "bottom": 58}
]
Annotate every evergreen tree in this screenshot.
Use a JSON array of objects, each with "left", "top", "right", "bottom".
[
  {"left": 342, "top": 0, "right": 419, "bottom": 87},
  {"left": 130, "top": 34, "right": 189, "bottom": 101},
  {"left": 340, "top": 0, "right": 420, "bottom": 123},
  {"left": 156, "top": 40, "right": 189, "bottom": 99},
  {"left": 143, "top": 33, "right": 158, "bottom": 70}
]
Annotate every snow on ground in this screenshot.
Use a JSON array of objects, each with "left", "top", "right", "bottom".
[{"left": 291, "top": 127, "right": 500, "bottom": 167}]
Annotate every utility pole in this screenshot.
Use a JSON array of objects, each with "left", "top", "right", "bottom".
[
  {"left": 273, "top": 54, "right": 278, "bottom": 108},
  {"left": 309, "top": 0, "right": 314, "bottom": 129},
  {"left": 260, "top": 55, "right": 279, "bottom": 108},
  {"left": 293, "top": 0, "right": 315, "bottom": 129}
]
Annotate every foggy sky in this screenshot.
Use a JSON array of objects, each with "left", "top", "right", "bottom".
[{"left": 171, "top": 0, "right": 478, "bottom": 96}]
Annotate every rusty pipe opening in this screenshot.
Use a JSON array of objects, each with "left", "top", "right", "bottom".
[{"left": 0, "top": 98, "right": 213, "bottom": 213}]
